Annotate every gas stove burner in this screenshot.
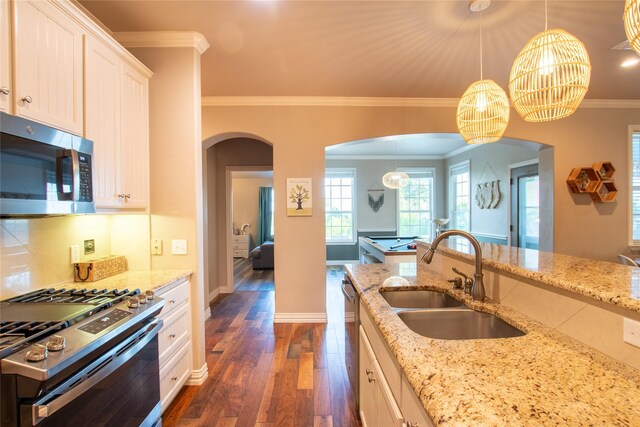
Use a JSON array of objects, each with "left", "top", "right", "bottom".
[{"left": 0, "top": 287, "right": 140, "bottom": 359}]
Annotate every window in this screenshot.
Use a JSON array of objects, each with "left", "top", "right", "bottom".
[
  {"left": 325, "top": 169, "right": 356, "bottom": 243},
  {"left": 397, "top": 169, "right": 435, "bottom": 238},
  {"left": 449, "top": 161, "right": 470, "bottom": 231},
  {"left": 631, "top": 129, "right": 640, "bottom": 244}
]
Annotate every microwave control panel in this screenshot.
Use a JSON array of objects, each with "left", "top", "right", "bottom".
[{"left": 78, "top": 153, "right": 93, "bottom": 202}]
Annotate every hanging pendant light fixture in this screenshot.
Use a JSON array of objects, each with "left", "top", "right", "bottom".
[
  {"left": 382, "top": 139, "right": 409, "bottom": 189},
  {"left": 456, "top": 2, "right": 509, "bottom": 144},
  {"left": 624, "top": 0, "right": 640, "bottom": 55},
  {"left": 509, "top": 0, "right": 591, "bottom": 122}
]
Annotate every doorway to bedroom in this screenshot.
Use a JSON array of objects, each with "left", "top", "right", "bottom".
[{"left": 231, "top": 170, "right": 275, "bottom": 291}]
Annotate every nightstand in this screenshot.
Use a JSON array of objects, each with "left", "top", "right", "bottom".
[{"left": 232, "top": 234, "right": 255, "bottom": 258}]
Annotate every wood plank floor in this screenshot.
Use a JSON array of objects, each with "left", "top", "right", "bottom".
[
  {"left": 234, "top": 258, "right": 274, "bottom": 292},
  {"left": 162, "top": 265, "right": 360, "bottom": 427}
]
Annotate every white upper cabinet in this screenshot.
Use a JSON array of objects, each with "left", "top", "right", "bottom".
[
  {"left": 85, "top": 35, "right": 150, "bottom": 210},
  {"left": 13, "top": 0, "right": 84, "bottom": 134},
  {"left": 85, "top": 35, "right": 122, "bottom": 208},
  {"left": 0, "top": 0, "right": 12, "bottom": 113},
  {"left": 119, "top": 62, "right": 149, "bottom": 209}
]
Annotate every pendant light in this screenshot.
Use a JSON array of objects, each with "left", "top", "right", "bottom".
[
  {"left": 382, "top": 140, "right": 409, "bottom": 189},
  {"left": 509, "top": 0, "right": 591, "bottom": 122},
  {"left": 456, "top": 2, "right": 509, "bottom": 145},
  {"left": 624, "top": 0, "right": 640, "bottom": 55}
]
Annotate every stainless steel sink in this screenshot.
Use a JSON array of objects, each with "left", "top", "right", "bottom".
[
  {"left": 379, "top": 290, "right": 464, "bottom": 309},
  {"left": 397, "top": 309, "right": 525, "bottom": 340}
]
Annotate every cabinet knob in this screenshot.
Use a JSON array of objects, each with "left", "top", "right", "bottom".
[
  {"left": 171, "top": 376, "right": 178, "bottom": 381},
  {"left": 0, "top": 87, "right": 9, "bottom": 95},
  {"left": 118, "top": 193, "right": 131, "bottom": 199},
  {"left": 21, "top": 95, "right": 33, "bottom": 104},
  {"left": 169, "top": 334, "right": 176, "bottom": 338}
]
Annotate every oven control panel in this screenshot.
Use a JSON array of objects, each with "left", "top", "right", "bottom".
[{"left": 78, "top": 309, "right": 131, "bottom": 334}]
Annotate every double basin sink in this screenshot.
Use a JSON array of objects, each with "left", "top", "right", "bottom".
[{"left": 380, "top": 289, "right": 525, "bottom": 340}]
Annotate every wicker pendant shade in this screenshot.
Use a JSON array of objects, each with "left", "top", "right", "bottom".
[
  {"left": 624, "top": 0, "right": 640, "bottom": 55},
  {"left": 382, "top": 171, "right": 409, "bottom": 189},
  {"left": 509, "top": 29, "right": 591, "bottom": 122},
  {"left": 456, "top": 79, "right": 509, "bottom": 144}
]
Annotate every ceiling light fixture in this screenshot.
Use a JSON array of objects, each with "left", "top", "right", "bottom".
[
  {"left": 456, "top": 0, "right": 509, "bottom": 145},
  {"left": 508, "top": 0, "right": 591, "bottom": 122},
  {"left": 622, "top": 57, "right": 640, "bottom": 67},
  {"left": 382, "top": 140, "right": 409, "bottom": 189},
  {"left": 624, "top": 0, "right": 640, "bottom": 55}
]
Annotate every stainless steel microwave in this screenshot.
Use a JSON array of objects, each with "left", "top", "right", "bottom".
[{"left": 0, "top": 112, "right": 95, "bottom": 217}]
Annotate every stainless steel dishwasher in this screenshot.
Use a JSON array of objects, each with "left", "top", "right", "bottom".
[{"left": 341, "top": 272, "right": 359, "bottom": 410}]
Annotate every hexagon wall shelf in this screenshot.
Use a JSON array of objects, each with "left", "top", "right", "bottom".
[{"left": 567, "top": 161, "right": 618, "bottom": 203}]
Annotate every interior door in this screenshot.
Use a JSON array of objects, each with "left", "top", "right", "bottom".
[{"left": 510, "top": 164, "right": 540, "bottom": 249}]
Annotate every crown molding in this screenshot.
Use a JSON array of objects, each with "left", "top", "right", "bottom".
[
  {"left": 201, "top": 96, "right": 460, "bottom": 107},
  {"left": 202, "top": 96, "right": 640, "bottom": 108},
  {"left": 115, "top": 31, "right": 210, "bottom": 54}
]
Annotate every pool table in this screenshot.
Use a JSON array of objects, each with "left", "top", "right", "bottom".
[{"left": 358, "top": 236, "right": 418, "bottom": 264}]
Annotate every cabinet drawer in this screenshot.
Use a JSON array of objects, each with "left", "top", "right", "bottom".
[
  {"left": 233, "top": 250, "right": 247, "bottom": 258},
  {"left": 160, "top": 341, "right": 191, "bottom": 412},
  {"left": 401, "top": 375, "right": 434, "bottom": 427},
  {"left": 232, "top": 242, "right": 249, "bottom": 250},
  {"left": 157, "top": 279, "right": 189, "bottom": 317},
  {"left": 158, "top": 303, "right": 190, "bottom": 363}
]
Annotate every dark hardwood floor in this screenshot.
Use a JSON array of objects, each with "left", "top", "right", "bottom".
[
  {"left": 233, "top": 258, "right": 274, "bottom": 292},
  {"left": 162, "top": 265, "right": 359, "bottom": 427}
]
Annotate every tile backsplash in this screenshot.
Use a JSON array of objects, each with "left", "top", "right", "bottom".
[{"left": 1, "top": 215, "right": 151, "bottom": 298}]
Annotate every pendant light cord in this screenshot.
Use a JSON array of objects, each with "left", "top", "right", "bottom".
[
  {"left": 479, "top": 11, "right": 483, "bottom": 80},
  {"left": 544, "top": 0, "right": 548, "bottom": 30}
]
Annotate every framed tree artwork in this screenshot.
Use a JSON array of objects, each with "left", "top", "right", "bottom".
[{"left": 287, "top": 177, "right": 312, "bottom": 216}]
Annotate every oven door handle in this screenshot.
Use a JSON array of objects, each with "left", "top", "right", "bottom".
[
  {"left": 31, "top": 319, "right": 163, "bottom": 425},
  {"left": 341, "top": 280, "right": 355, "bottom": 304}
]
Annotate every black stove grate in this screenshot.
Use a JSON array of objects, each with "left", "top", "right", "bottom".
[{"left": 0, "top": 288, "right": 139, "bottom": 359}]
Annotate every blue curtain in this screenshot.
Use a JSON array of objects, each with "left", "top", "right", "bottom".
[{"left": 256, "top": 187, "right": 273, "bottom": 246}]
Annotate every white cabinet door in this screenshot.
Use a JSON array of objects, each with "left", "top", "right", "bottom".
[
  {"left": 359, "top": 326, "right": 377, "bottom": 427},
  {"left": 0, "top": 0, "right": 11, "bottom": 113},
  {"left": 14, "top": 0, "right": 83, "bottom": 134},
  {"left": 119, "top": 62, "right": 149, "bottom": 208},
  {"left": 85, "top": 35, "right": 122, "bottom": 208}
]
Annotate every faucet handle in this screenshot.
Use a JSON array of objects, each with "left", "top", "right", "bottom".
[
  {"left": 452, "top": 267, "right": 473, "bottom": 294},
  {"left": 451, "top": 266, "right": 469, "bottom": 280},
  {"left": 447, "top": 277, "right": 463, "bottom": 290}
]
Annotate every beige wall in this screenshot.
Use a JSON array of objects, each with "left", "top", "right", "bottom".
[
  {"left": 202, "top": 104, "right": 639, "bottom": 317},
  {"left": 0, "top": 215, "right": 150, "bottom": 298},
  {"left": 130, "top": 46, "right": 207, "bottom": 377},
  {"left": 232, "top": 176, "right": 273, "bottom": 238},
  {"left": 205, "top": 138, "right": 272, "bottom": 297}
]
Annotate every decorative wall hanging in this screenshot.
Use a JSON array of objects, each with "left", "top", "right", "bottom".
[
  {"left": 367, "top": 183, "right": 385, "bottom": 212},
  {"left": 286, "top": 177, "right": 312, "bottom": 216},
  {"left": 475, "top": 162, "right": 502, "bottom": 209},
  {"left": 566, "top": 161, "right": 618, "bottom": 203}
]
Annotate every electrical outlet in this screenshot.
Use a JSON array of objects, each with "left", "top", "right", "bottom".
[
  {"left": 70, "top": 245, "right": 80, "bottom": 264},
  {"left": 171, "top": 239, "right": 187, "bottom": 255},
  {"left": 623, "top": 317, "right": 640, "bottom": 349},
  {"left": 151, "top": 239, "right": 163, "bottom": 255}
]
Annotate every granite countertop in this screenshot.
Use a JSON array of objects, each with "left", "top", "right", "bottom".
[
  {"left": 416, "top": 238, "right": 640, "bottom": 314},
  {"left": 346, "top": 262, "right": 640, "bottom": 425},
  {"left": 64, "top": 269, "right": 193, "bottom": 293}
]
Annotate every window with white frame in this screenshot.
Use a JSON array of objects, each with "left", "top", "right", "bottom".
[
  {"left": 397, "top": 169, "right": 435, "bottom": 237},
  {"left": 449, "top": 161, "right": 470, "bottom": 231},
  {"left": 325, "top": 169, "right": 356, "bottom": 243},
  {"left": 631, "top": 130, "right": 640, "bottom": 244}
]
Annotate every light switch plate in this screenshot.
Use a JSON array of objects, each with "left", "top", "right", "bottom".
[
  {"left": 70, "top": 245, "right": 80, "bottom": 264},
  {"left": 623, "top": 318, "right": 640, "bottom": 348},
  {"left": 151, "top": 239, "right": 163, "bottom": 255},
  {"left": 171, "top": 239, "right": 187, "bottom": 255}
]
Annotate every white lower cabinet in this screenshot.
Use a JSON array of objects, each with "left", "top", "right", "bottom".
[
  {"left": 359, "top": 325, "right": 404, "bottom": 427},
  {"left": 359, "top": 306, "right": 435, "bottom": 427},
  {"left": 156, "top": 278, "right": 192, "bottom": 412}
]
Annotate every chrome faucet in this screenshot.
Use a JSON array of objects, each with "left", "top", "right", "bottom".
[{"left": 421, "top": 230, "right": 486, "bottom": 301}]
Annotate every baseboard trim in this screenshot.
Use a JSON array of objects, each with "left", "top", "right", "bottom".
[
  {"left": 326, "top": 260, "right": 359, "bottom": 265},
  {"left": 209, "top": 288, "right": 220, "bottom": 302},
  {"left": 186, "top": 363, "right": 208, "bottom": 386},
  {"left": 204, "top": 307, "right": 211, "bottom": 321},
  {"left": 220, "top": 285, "right": 234, "bottom": 294},
  {"left": 274, "top": 312, "right": 328, "bottom": 323}
]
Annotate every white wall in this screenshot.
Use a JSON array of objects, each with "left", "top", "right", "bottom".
[{"left": 232, "top": 176, "right": 273, "bottom": 237}]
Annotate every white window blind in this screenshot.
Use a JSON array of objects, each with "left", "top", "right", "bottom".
[
  {"left": 397, "top": 169, "right": 435, "bottom": 238},
  {"left": 325, "top": 169, "right": 356, "bottom": 243},
  {"left": 632, "top": 131, "right": 640, "bottom": 244},
  {"left": 449, "top": 161, "right": 470, "bottom": 231}
]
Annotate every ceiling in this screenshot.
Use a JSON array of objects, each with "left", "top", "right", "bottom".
[{"left": 79, "top": 0, "right": 639, "bottom": 100}]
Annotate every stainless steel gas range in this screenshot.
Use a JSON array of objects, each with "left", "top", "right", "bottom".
[{"left": 0, "top": 287, "right": 165, "bottom": 427}]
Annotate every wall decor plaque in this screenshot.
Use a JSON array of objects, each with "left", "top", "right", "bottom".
[{"left": 287, "top": 177, "right": 312, "bottom": 216}]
